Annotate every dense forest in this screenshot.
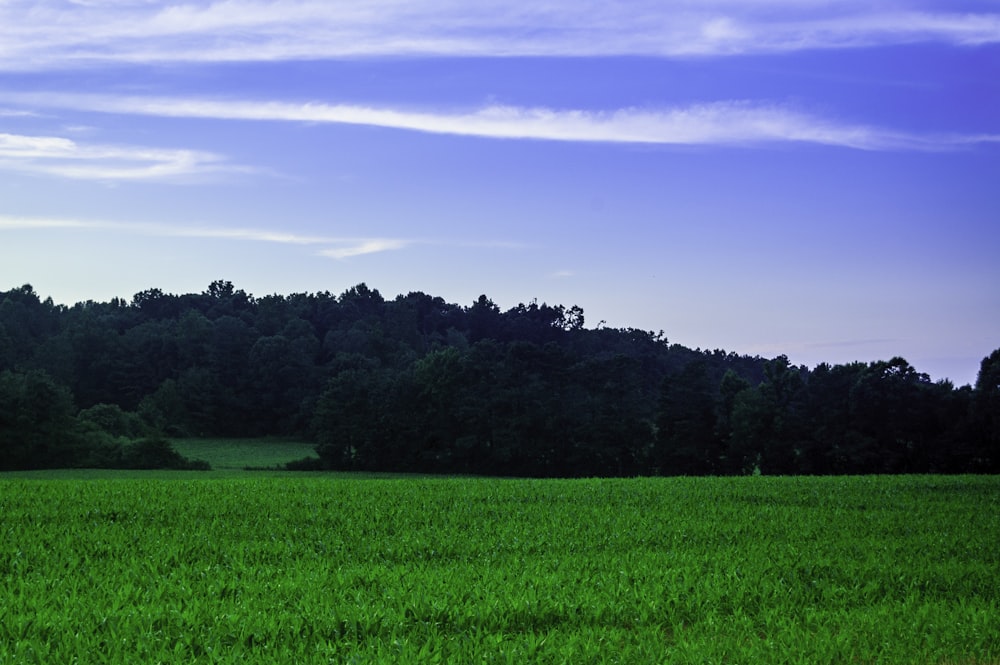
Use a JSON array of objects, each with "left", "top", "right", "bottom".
[{"left": 1, "top": 281, "right": 997, "bottom": 475}]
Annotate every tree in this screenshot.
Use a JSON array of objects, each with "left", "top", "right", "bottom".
[
  {"left": 468, "top": 295, "right": 502, "bottom": 342},
  {"left": 201, "top": 280, "right": 254, "bottom": 320},
  {"left": 0, "top": 322, "right": 15, "bottom": 372},
  {"left": 338, "top": 283, "right": 385, "bottom": 320},
  {"left": 715, "top": 369, "right": 751, "bottom": 472},
  {"left": 78, "top": 403, "right": 146, "bottom": 440},
  {"left": 0, "top": 369, "right": 81, "bottom": 469},
  {"left": 403, "top": 347, "right": 478, "bottom": 472},
  {"left": 248, "top": 332, "right": 317, "bottom": 433},
  {"left": 312, "top": 358, "right": 396, "bottom": 470},
  {"left": 175, "top": 310, "right": 213, "bottom": 370},
  {"left": 655, "top": 360, "right": 719, "bottom": 474},
  {"left": 922, "top": 380, "right": 975, "bottom": 473},
  {"left": 806, "top": 362, "right": 866, "bottom": 474},
  {"left": 6, "top": 280, "right": 986, "bottom": 477},
  {"left": 132, "top": 288, "right": 179, "bottom": 319},
  {"left": 972, "top": 348, "right": 1000, "bottom": 471},
  {"left": 569, "top": 353, "right": 655, "bottom": 476},
  {"left": 848, "top": 357, "right": 932, "bottom": 473},
  {"left": 0, "top": 285, "right": 61, "bottom": 369},
  {"left": 729, "top": 386, "right": 769, "bottom": 474},
  {"left": 757, "top": 355, "right": 809, "bottom": 474},
  {"left": 138, "top": 378, "right": 190, "bottom": 436},
  {"left": 728, "top": 356, "right": 808, "bottom": 474}
]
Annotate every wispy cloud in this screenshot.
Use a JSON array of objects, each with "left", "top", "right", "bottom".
[
  {"left": 0, "top": 214, "right": 508, "bottom": 259},
  {"left": 0, "top": 131, "right": 247, "bottom": 181},
  {"left": 318, "top": 239, "right": 411, "bottom": 259},
  {"left": 0, "top": 215, "right": 339, "bottom": 242},
  {"left": 0, "top": 1, "right": 996, "bottom": 69},
  {"left": 9, "top": 92, "right": 1000, "bottom": 151},
  {"left": 0, "top": 108, "right": 39, "bottom": 117}
]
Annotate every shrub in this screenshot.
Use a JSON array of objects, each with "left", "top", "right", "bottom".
[
  {"left": 119, "top": 436, "right": 210, "bottom": 470},
  {"left": 78, "top": 403, "right": 148, "bottom": 439},
  {"left": 285, "top": 455, "right": 326, "bottom": 471}
]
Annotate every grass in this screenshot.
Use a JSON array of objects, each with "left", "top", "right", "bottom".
[
  {"left": 1, "top": 473, "right": 998, "bottom": 663},
  {"left": 168, "top": 437, "right": 319, "bottom": 470}
]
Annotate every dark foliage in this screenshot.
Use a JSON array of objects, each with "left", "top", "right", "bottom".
[
  {"left": 117, "top": 436, "right": 211, "bottom": 470},
  {"left": 0, "top": 368, "right": 82, "bottom": 469},
  {"left": 1, "top": 282, "right": 996, "bottom": 475}
]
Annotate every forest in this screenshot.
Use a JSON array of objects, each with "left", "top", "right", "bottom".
[{"left": 1, "top": 280, "right": 997, "bottom": 475}]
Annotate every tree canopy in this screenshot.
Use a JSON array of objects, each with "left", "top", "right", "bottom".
[{"left": 1, "top": 282, "right": 996, "bottom": 474}]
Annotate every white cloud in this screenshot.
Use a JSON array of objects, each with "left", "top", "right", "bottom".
[
  {"left": 0, "top": 108, "right": 38, "bottom": 117},
  {"left": 0, "top": 214, "right": 384, "bottom": 242},
  {"left": 0, "top": 1, "right": 996, "bottom": 69},
  {"left": 0, "top": 215, "right": 418, "bottom": 259},
  {"left": 0, "top": 131, "right": 246, "bottom": 181},
  {"left": 318, "top": 239, "right": 411, "bottom": 259},
  {"left": 9, "top": 92, "right": 999, "bottom": 151}
]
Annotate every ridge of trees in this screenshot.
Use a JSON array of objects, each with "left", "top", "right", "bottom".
[{"left": 1, "top": 281, "right": 996, "bottom": 475}]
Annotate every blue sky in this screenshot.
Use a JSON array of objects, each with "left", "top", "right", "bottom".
[{"left": 1, "top": 1, "right": 997, "bottom": 386}]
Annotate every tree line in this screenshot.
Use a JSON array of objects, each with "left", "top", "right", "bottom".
[{"left": 1, "top": 281, "right": 997, "bottom": 474}]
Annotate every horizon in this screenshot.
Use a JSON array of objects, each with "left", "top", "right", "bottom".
[
  {"left": 6, "top": 278, "right": 993, "bottom": 388},
  {"left": 2, "top": 0, "right": 998, "bottom": 387}
]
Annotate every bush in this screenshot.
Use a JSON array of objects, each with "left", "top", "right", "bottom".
[
  {"left": 285, "top": 455, "right": 326, "bottom": 471},
  {"left": 78, "top": 403, "right": 148, "bottom": 439},
  {"left": 119, "top": 436, "right": 210, "bottom": 470}
]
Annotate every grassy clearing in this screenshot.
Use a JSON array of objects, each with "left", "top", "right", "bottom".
[
  {"left": 1, "top": 474, "right": 998, "bottom": 663},
  {"left": 168, "top": 437, "right": 319, "bottom": 470}
]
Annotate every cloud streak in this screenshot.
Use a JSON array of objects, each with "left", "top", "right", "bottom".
[
  {"left": 0, "top": 215, "right": 522, "bottom": 259},
  {"left": 318, "top": 240, "right": 412, "bottom": 259},
  {"left": 0, "top": 215, "right": 408, "bottom": 258},
  {"left": 9, "top": 92, "right": 999, "bottom": 151},
  {"left": 0, "top": 1, "right": 997, "bottom": 69},
  {"left": 0, "top": 108, "right": 38, "bottom": 117},
  {"left": 0, "top": 131, "right": 246, "bottom": 181}
]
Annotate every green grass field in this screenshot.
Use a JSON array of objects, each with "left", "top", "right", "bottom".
[
  {"left": 1, "top": 472, "right": 998, "bottom": 664},
  {"left": 168, "top": 437, "right": 319, "bottom": 470}
]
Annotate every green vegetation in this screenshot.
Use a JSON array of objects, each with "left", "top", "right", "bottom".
[
  {"left": 2, "top": 282, "right": 998, "bottom": 475},
  {"left": 2, "top": 474, "right": 997, "bottom": 663},
  {"left": 169, "top": 437, "right": 318, "bottom": 470},
  {"left": 0, "top": 366, "right": 207, "bottom": 471}
]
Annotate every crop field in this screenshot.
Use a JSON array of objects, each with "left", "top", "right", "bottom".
[{"left": 1, "top": 474, "right": 998, "bottom": 664}]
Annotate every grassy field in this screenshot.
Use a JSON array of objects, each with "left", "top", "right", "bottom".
[
  {"left": 1, "top": 473, "right": 998, "bottom": 663},
  {"left": 168, "top": 437, "right": 319, "bottom": 470}
]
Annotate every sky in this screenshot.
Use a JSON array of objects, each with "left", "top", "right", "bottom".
[{"left": 0, "top": 1, "right": 998, "bottom": 386}]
